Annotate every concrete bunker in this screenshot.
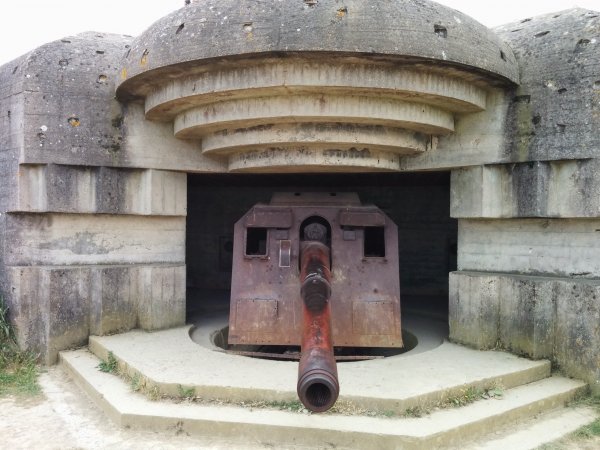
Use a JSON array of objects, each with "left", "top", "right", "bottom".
[{"left": 0, "top": 0, "right": 598, "bottom": 397}]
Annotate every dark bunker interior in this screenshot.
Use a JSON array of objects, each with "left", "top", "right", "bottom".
[{"left": 186, "top": 172, "right": 457, "bottom": 326}]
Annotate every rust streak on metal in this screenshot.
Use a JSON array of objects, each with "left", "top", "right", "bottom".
[
  {"left": 228, "top": 192, "right": 402, "bottom": 411},
  {"left": 297, "top": 240, "right": 339, "bottom": 412}
]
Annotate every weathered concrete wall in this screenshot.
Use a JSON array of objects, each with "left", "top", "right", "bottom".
[
  {"left": 403, "top": 9, "right": 600, "bottom": 170},
  {"left": 497, "top": 10, "right": 600, "bottom": 163},
  {"left": 451, "top": 160, "right": 600, "bottom": 219},
  {"left": 5, "top": 214, "right": 185, "bottom": 266},
  {"left": 117, "top": 0, "right": 517, "bottom": 99},
  {"left": 12, "top": 32, "right": 222, "bottom": 172},
  {"left": 448, "top": 9, "right": 600, "bottom": 392},
  {"left": 450, "top": 272, "right": 600, "bottom": 393},
  {"left": 458, "top": 219, "right": 600, "bottom": 278},
  {"left": 9, "top": 265, "right": 185, "bottom": 363},
  {"left": 0, "top": 55, "right": 27, "bottom": 329},
  {"left": 0, "top": 34, "right": 190, "bottom": 363},
  {"left": 17, "top": 33, "right": 128, "bottom": 168},
  {"left": 13, "top": 165, "right": 187, "bottom": 215}
]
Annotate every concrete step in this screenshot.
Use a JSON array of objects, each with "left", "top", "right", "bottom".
[
  {"left": 465, "top": 406, "right": 598, "bottom": 450},
  {"left": 60, "top": 349, "right": 587, "bottom": 450},
  {"left": 85, "top": 321, "right": 552, "bottom": 414}
]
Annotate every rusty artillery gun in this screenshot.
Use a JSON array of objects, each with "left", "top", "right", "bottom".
[{"left": 228, "top": 192, "right": 402, "bottom": 412}]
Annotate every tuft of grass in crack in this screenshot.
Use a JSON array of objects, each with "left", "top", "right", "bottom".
[
  {"left": 262, "top": 400, "right": 304, "bottom": 412},
  {"left": 97, "top": 351, "right": 118, "bottom": 373},
  {"left": 403, "top": 406, "right": 424, "bottom": 418},
  {"left": 0, "top": 296, "right": 40, "bottom": 397},
  {"left": 447, "top": 386, "right": 482, "bottom": 407},
  {"left": 445, "top": 385, "right": 504, "bottom": 408},
  {"left": 178, "top": 385, "right": 196, "bottom": 399},
  {"left": 130, "top": 373, "right": 142, "bottom": 392},
  {"left": 97, "top": 357, "right": 162, "bottom": 402},
  {"left": 95, "top": 350, "right": 160, "bottom": 401}
]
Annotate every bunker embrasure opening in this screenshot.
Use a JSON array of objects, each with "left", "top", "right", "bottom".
[{"left": 186, "top": 171, "right": 455, "bottom": 328}]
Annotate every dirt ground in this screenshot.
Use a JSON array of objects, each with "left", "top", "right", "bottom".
[
  {"left": 0, "top": 368, "right": 307, "bottom": 450},
  {"left": 1, "top": 367, "right": 598, "bottom": 450},
  {"left": 541, "top": 433, "right": 600, "bottom": 450}
]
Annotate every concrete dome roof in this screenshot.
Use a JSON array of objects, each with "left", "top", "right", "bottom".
[{"left": 117, "top": 0, "right": 518, "bottom": 99}]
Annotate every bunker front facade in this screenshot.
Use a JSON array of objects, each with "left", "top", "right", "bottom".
[{"left": 0, "top": 1, "right": 598, "bottom": 393}]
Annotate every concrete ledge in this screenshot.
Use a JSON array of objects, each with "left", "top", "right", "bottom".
[
  {"left": 451, "top": 161, "right": 600, "bottom": 219},
  {"left": 60, "top": 348, "right": 585, "bottom": 450},
  {"left": 201, "top": 123, "right": 430, "bottom": 156},
  {"left": 5, "top": 213, "right": 185, "bottom": 266},
  {"left": 146, "top": 63, "right": 487, "bottom": 120},
  {"left": 450, "top": 271, "right": 600, "bottom": 394},
  {"left": 227, "top": 147, "right": 403, "bottom": 173},
  {"left": 86, "top": 317, "right": 551, "bottom": 413},
  {"left": 174, "top": 95, "right": 455, "bottom": 138},
  {"left": 14, "top": 165, "right": 187, "bottom": 216},
  {"left": 457, "top": 218, "right": 600, "bottom": 278},
  {"left": 399, "top": 88, "right": 511, "bottom": 171}
]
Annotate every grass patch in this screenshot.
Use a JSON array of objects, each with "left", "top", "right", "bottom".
[
  {"left": 403, "top": 406, "right": 424, "bottom": 418},
  {"left": 261, "top": 400, "right": 304, "bottom": 412},
  {"left": 97, "top": 351, "right": 118, "bottom": 373},
  {"left": 130, "top": 373, "right": 143, "bottom": 392},
  {"left": 538, "top": 394, "right": 600, "bottom": 449},
  {"left": 445, "top": 385, "right": 504, "bottom": 408},
  {"left": 571, "top": 394, "right": 600, "bottom": 440},
  {"left": 177, "top": 384, "right": 196, "bottom": 399},
  {"left": 0, "top": 296, "right": 40, "bottom": 397},
  {"left": 573, "top": 418, "right": 600, "bottom": 439}
]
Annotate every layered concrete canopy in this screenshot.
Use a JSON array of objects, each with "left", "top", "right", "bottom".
[
  {"left": 118, "top": 0, "right": 519, "bottom": 90},
  {"left": 0, "top": 1, "right": 599, "bottom": 393},
  {"left": 114, "top": 0, "right": 518, "bottom": 173}
]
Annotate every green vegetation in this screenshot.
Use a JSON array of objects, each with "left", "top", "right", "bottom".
[
  {"left": 572, "top": 395, "right": 600, "bottom": 439},
  {"left": 539, "top": 395, "right": 600, "bottom": 449},
  {"left": 97, "top": 351, "right": 118, "bottom": 373},
  {"left": 446, "top": 385, "right": 504, "bottom": 408},
  {"left": 573, "top": 417, "right": 600, "bottom": 439},
  {"left": 130, "top": 373, "right": 142, "bottom": 392},
  {"left": 118, "top": 368, "right": 160, "bottom": 401},
  {"left": 0, "top": 296, "right": 40, "bottom": 397},
  {"left": 261, "top": 399, "right": 304, "bottom": 412},
  {"left": 403, "top": 406, "right": 424, "bottom": 418},
  {"left": 177, "top": 384, "right": 196, "bottom": 399}
]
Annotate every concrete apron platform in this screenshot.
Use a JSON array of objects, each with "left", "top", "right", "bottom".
[{"left": 60, "top": 314, "right": 594, "bottom": 449}]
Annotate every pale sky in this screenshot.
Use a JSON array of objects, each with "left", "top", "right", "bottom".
[{"left": 0, "top": 0, "right": 598, "bottom": 65}]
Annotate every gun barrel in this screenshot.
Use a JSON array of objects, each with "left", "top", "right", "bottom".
[{"left": 297, "top": 241, "right": 339, "bottom": 412}]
